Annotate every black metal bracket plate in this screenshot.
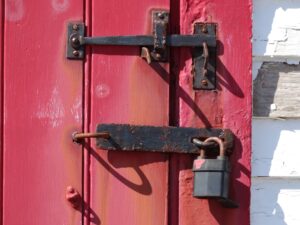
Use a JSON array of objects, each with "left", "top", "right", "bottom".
[
  {"left": 66, "top": 22, "right": 85, "bottom": 59},
  {"left": 96, "top": 124, "right": 233, "bottom": 154},
  {"left": 149, "top": 10, "right": 169, "bottom": 62},
  {"left": 193, "top": 23, "right": 217, "bottom": 90}
]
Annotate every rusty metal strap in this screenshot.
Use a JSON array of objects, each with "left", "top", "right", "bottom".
[{"left": 94, "top": 124, "right": 233, "bottom": 154}]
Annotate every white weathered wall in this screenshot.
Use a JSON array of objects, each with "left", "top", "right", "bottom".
[
  {"left": 253, "top": 119, "right": 300, "bottom": 177},
  {"left": 252, "top": 0, "right": 300, "bottom": 225}
]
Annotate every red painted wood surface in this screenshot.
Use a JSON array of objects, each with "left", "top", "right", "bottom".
[
  {"left": 87, "top": 1, "right": 170, "bottom": 224},
  {"left": 3, "top": 1, "right": 83, "bottom": 224},
  {"left": 1, "top": 0, "right": 251, "bottom": 224},
  {"left": 172, "top": 0, "right": 252, "bottom": 224},
  {"left": 0, "top": 2, "right": 3, "bottom": 224}
]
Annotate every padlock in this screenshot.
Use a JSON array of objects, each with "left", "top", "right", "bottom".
[{"left": 192, "top": 137, "right": 230, "bottom": 199}]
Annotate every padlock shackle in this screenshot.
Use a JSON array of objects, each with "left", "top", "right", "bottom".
[
  {"left": 200, "top": 149, "right": 205, "bottom": 158},
  {"left": 204, "top": 137, "right": 225, "bottom": 157}
]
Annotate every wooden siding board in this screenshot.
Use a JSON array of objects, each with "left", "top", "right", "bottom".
[
  {"left": 251, "top": 177, "right": 300, "bottom": 225},
  {"left": 252, "top": 118, "right": 300, "bottom": 177},
  {"left": 176, "top": 0, "right": 252, "bottom": 224},
  {"left": 253, "top": 0, "right": 300, "bottom": 58},
  {"left": 254, "top": 62, "right": 300, "bottom": 118},
  {"left": 88, "top": 1, "right": 170, "bottom": 225},
  {"left": 3, "top": 1, "right": 84, "bottom": 224},
  {"left": 0, "top": 1, "right": 3, "bottom": 223}
]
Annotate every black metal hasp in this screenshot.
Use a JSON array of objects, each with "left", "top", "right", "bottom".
[
  {"left": 95, "top": 124, "right": 233, "bottom": 155},
  {"left": 66, "top": 10, "right": 217, "bottom": 90},
  {"left": 193, "top": 23, "right": 217, "bottom": 90}
]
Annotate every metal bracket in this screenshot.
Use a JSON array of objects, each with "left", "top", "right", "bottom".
[
  {"left": 193, "top": 23, "right": 217, "bottom": 90},
  {"left": 95, "top": 124, "right": 233, "bottom": 155},
  {"left": 66, "top": 23, "right": 85, "bottom": 59}
]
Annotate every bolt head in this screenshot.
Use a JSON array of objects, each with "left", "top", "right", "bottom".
[
  {"left": 201, "top": 79, "right": 208, "bottom": 86},
  {"left": 72, "top": 24, "right": 79, "bottom": 31},
  {"left": 71, "top": 37, "right": 80, "bottom": 45},
  {"left": 157, "top": 12, "right": 165, "bottom": 19},
  {"left": 73, "top": 50, "right": 79, "bottom": 57},
  {"left": 155, "top": 53, "right": 161, "bottom": 59},
  {"left": 201, "top": 25, "right": 208, "bottom": 33}
]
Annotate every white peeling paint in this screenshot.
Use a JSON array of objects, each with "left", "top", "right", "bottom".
[
  {"left": 5, "top": 0, "right": 24, "bottom": 22},
  {"left": 252, "top": 119, "right": 300, "bottom": 177},
  {"left": 270, "top": 104, "right": 277, "bottom": 112},
  {"left": 95, "top": 84, "right": 110, "bottom": 98},
  {"left": 36, "top": 87, "right": 65, "bottom": 128},
  {"left": 51, "top": 0, "right": 70, "bottom": 13},
  {"left": 70, "top": 96, "right": 82, "bottom": 123},
  {"left": 253, "top": 0, "right": 300, "bottom": 58},
  {"left": 251, "top": 177, "right": 300, "bottom": 225}
]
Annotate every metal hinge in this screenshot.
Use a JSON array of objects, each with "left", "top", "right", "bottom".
[{"left": 66, "top": 10, "right": 217, "bottom": 90}]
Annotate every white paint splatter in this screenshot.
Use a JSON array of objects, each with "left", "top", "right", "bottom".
[
  {"left": 5, "top": 0, "right": 24, "bottom": 22},
  {"left": 36, "top": 87, "right": 65, "bottom": 128},
  {"left": 70, "top": 96, "right": 82, "bottom": 123},
  {"left": 270, "top": 103, "right": 277, "bottom": 111},
  {"left": 95, "top": 84, "right": 110, "bottom": 98},
  {"left": 51, "top": 0, "right": 70, "bottom": 13}
]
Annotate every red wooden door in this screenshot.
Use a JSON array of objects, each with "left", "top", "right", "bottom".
[{"left": 1, "top": 0, "right": 251, "bottom": 225}]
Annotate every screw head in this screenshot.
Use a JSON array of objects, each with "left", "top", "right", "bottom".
[
  {"left": 73, "top": 50, "right": 79, "bottom": 57},
  {"left": 157, "top": 12, "right": 165, "bottom": 20},
  {"left": 201, "top": 79, "right": 208, "bottom": 86},
  {"left": 155, "top": 53, "right": 161, "bottom": 59},
  {"left": 201, "top": 25, "right": 208, "bottom": 33},
  {"left": 71, "top": 37, "right": 80, "bottom": 45},
  {"left": 72, "top": 24, "right": 79, "bottom": 31}
]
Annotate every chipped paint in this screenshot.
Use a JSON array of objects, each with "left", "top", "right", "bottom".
[
  {"left": 36, "top": 87, "right": 65, "bottom": 128},
  {"left": 51, "top": 0, "right": 70, "bottom": 13},
  {"left": 5, "top": 0, "right": 24, "bottom": 22},
  {"left": 177, "top": 0, "right": 251, "bottom": 224},
  {"left": 253, "top": 0, "right": 300, "bottom": 58},
  {"left": 70, "top": 96, "right": 82, "bottom": 123},
  {"left": 95, "top": 84, "right": 110, "bottom": 98}
]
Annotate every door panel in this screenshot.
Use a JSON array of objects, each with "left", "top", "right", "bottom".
[
  {"left": 1, "top": 0, "right": 251, "bottom": 224},
  {"left": 3, "top": 1, "right": 83, "bottom": 224},
  {"left": 88, "top": 0, "right": 170, "bottom": 225},
  {"left": 175, "top": 0, "right": 252, "bottom": 225}
]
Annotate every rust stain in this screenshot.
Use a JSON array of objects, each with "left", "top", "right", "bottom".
[{"left": 128, "top": 58, "right": 169, "bottom": 126}]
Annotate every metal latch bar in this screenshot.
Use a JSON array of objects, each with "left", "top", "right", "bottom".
[
  {"left": 66, "top": 10, "right": 217, "bottom": 90},
  {"left": 93, "top": 124, "right": 233, "bottom": 155},
  {"left": 80, "top": 34, "right": 216, "bottom": 47}
]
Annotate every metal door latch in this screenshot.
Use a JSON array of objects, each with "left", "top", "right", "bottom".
[
  {"left": 73, "top": 124, "right": 233, "bottom": 155},
  {"left": 66, "top": 10, "right": 217, "bottom": 90},
  {"left": 72, "top": 124, "right": 237, "bottom": 207}
]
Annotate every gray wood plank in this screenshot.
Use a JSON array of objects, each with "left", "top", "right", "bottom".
[{"left": 253, "top": 62, "right": 300, "bottom": 117}]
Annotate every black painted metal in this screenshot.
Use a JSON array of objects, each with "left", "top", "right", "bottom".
[
  {"left": 81, "top": 34, "right": 216, "bottom": 47},
  {"left": 66, "top": 14, "right": 217, "bottom": 63},
  {"left": 66, "top": 18, "right": 218, "bottom": 89},
  {"left": 96, "top": 124, "right": 233, "bottom": 154},
  {"left": 193, "top": 23, "right": 217, "bottom": 90},
  {"left": 193, "top": 156, "right": 238, "bottom": 208},
  {"left": 66, "top": 22, "right": 85, "bottom": 59},
  {"left": 152, "top": 11, "right": 168, "bottom": 52}
]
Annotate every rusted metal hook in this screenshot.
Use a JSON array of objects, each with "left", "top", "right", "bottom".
[
  {"left": 72, "top": 131, "right": 110, "bottom": 143},
  {"left": 202, "top": 42, "right": 209, "bottom": 77}
]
